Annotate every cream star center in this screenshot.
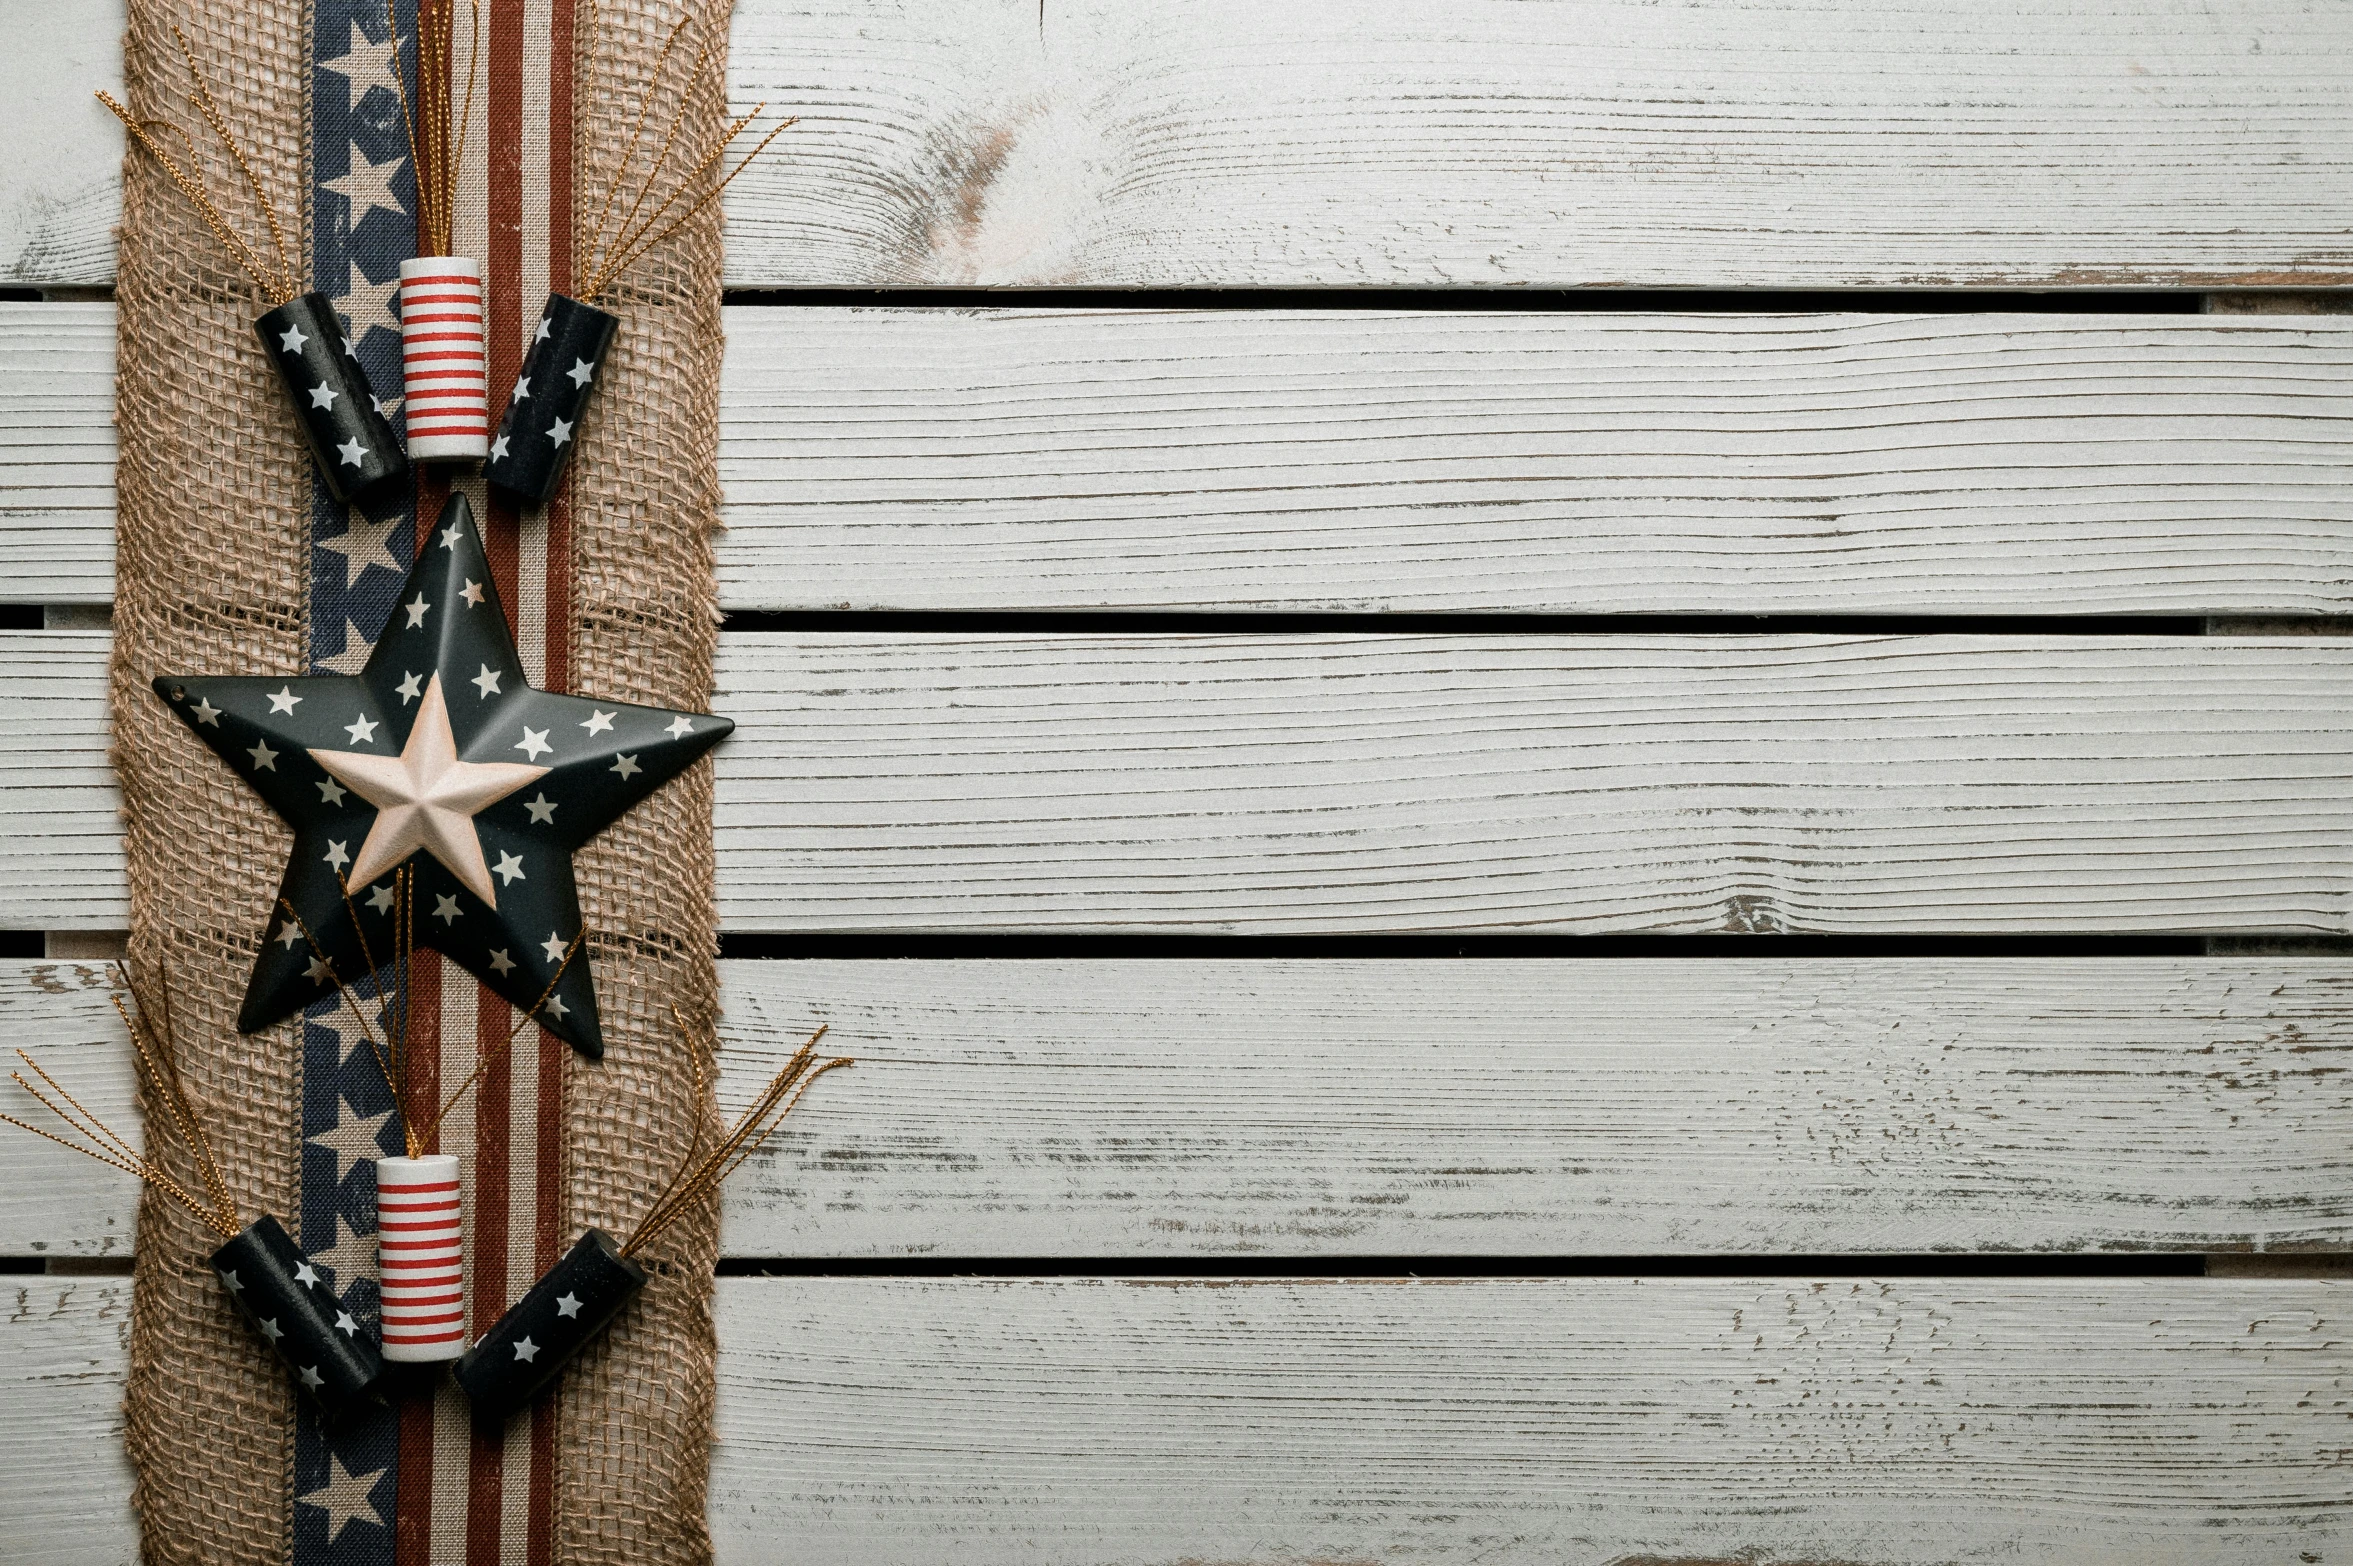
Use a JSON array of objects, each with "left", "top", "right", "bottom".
[{"left": 309, "top": 673, "right": 549, "bottom": 908}]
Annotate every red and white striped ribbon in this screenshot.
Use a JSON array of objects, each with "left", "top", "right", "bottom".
[
  {"left": 376, "top": 1153, "right": 467, "bottom": 1361},
  {"left": 400, "top": 256, "right": 492, "bottom": 459}
]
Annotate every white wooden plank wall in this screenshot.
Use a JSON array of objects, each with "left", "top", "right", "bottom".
[
  {"left": 6, "top": 1275, "right": 2348, "bottom": 1565},
  {"left": 12, "top": 0, "right": 2353, "bottom": 288},
  {"left": 3, "top": 0, "right": 2350, "bottom": 1559},
  {"left": 11, "top": 631, "right": 2353, "bottom": 933},
  {"left": 6, "top": 956, "right": 2351, "bottom": 1259},
  {"left": 17, "top": 306, "right": 2353, "bottom": 612}
]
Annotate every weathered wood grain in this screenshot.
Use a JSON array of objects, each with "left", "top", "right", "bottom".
[
  {"left": 710, "top": 632, "right": 2353, "bottom": 935},
  {"left": 0, "top": 0, "right": 122, "bottom": 288},
  {"left": 19, "top": 305, "right": 2353, "bottom": 612},
  {"left": 6, "top": 1275, "right": 2348, "bottom": 1562},
  {"left": 0, "top": 1276, "right": 135, "bottom": 1565},
  {"left": 10, "top": 956, "right": 2352, "bottom": 1258},
  {"left": 13, "top": 631, "right": 2353, "bottom": 933},
  {"left": 715, "top": 308, "right": 2353, "bottom": 613},
  {"left": 0, "top": 631, "right": 122, "bottom": 928},
  {"left": 14, "top": 2, "right": 2353, "bottom": 288},
  {"left": 0, "top": 304, "right": 114, "bottom": 602},
  {"left": 724, "top": 0, "right": 2353, "bottom": 289},
  {"left": 710, "top": 1277, "right": 2353, "bottom": 1565}
]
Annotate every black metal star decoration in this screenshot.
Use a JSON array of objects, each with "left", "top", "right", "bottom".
[{"left": 153, "top": 493, "right": 732, "bottom": 1058}]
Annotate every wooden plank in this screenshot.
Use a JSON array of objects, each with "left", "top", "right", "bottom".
[
  {"left": 18, "top": 306, "right": 2353, "bottom": 613},
  {"left": 714, "top": 309, "right": 2353, "bottom": 613},
  {"left": 0, "top": 1276, "right": 135, "bottom": 1565},
  {"left": 0, "top": 304, "right": 114, "bottom": 602},
  {"left": 14, "top": 2, "right": 2353, "bottom": 289},
  {"left": 5, "top": 1275, "right": 2347, "bottom": 1562},
  {"left": 0, "top": 631, "right": 123, "bottom": 929},
  {"left": 0, "top": 0, "right": 122, "bottom": 288},
  {"left": 13, "top": 631, "right": 2353, "bottom": 934},
  {"left": 9, "top": 956, "right": 2352, "bottom": 1258},
  {"left": 709, "top": 1277, "right": 2353, "bottom": 1565},
  {"left": 709, "top": 632, "right": 2353, "bottom": 935},
  {"left": 725, "top": 0, "right": 2353, "bottom": 289}
]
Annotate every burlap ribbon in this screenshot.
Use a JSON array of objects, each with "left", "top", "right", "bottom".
[{"left": 110, "top": 3, "right": 729, "bottom": 1560}]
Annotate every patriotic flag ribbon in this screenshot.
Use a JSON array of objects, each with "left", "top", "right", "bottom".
[{"left": 302, "top": 0, "right": 576, "bottom": 1559}]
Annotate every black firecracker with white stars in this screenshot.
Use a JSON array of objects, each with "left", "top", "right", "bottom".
[
  {"left": 211, "top": 1213, "right": 384, "bottom": 1420},
  {"left": 452, "top": 1226, "right": 647, "bottom": 1424},
  {"left": 154, "top": 490, "right": 733, "bottom": 1057},
  {"left": 486, "top": 292, "right": 618, "bottom": 507},
  {"left": 257, "top": 292, "right": 408, "bottom": 506}
]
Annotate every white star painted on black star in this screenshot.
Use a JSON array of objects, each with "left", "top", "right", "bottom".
[
  {"left": 324, "top": 840, "right": 351, "bottom": 871},
  {"left": 192, "top": 697, "right": 220, "bottom": 725},
  {"left": 276, "top": 921, "right": 304, "bottom": 950},
  {"left": 515, "top": 727, "right": 551, "bottom": 760},
  {"left": 248, "top": 739, "right": 279, "bottom": 771},
  {"left": 366, "top": 882, "right": 397, "bottom": 913},
  {"left": 300, "top": 1364, "right": 325, "bottom": 1389},
  {"left": 490, "top": 433, "right": 510, "bottom": 461},
  {"left": 583, "top": 709, "right": 615, "bottom": 734},
  {"left": 317, "top": 777, "right": 348, "bottom": 806},
  {"left": 294, "top": 1261, "right": 320, "bottom": 1288},
  {"left": 540, "top": 931, "right": 570, "bottom": 964},
  {"left": 336, "top": 1312, "right": 359, "bottom": 1337},
  {"left": 548, "top": 416, "right": 573, "bottom": 448},
  {"left": 269, "top": 685, "right": 302, "bottom": 714},
  {"left": 487, "top": 948, "right": 515, "bottom": 975},
  {"left": 259, "top": 1316, "right": 284, "bottom": 1342},
  {"left": 345, "top": 714, "right": 379, "bottom": 744},
  {"left": 524, "top": 793, "right": 556, "bottom": 824},
  {"left": 309, "top": 381, "right": 339, "bottom": 410},
  {"left": 493, "top": 851, "right": 525, "bottom": 886},
  {"left": 665, "top": 716, "right": 694, "bottom": 739},
  {"left": 610, "top": 754, "right": 640, "bottom": 780},
  {"left": 555, "top": 1293, "right": 582, "bottom": 1319},
  {"left": 219, "top": 1268, "right": 241, "bottom": 1292},
  {"left": 396, "top": 670, "right": 422, "bottom": 704},
  {"left": 337, "top": 435, "right": 368, "bottom": 468},
  {"left": 404, "top": 594, "right": 430, "bottom": 628},
  {"left": 434, "top": 894, "right": 462, "bottom": 925},
  {"left": 306, "top": 954, "right": 334, "bottom": 984},
  {"left": 534, "top": 316, "right": 552, "bottom": 342},
  {"left": 513, "top": 1336, "right": 540, "bottom": 1363},
  {"left": 566, "top": 357, "right": 595, "bottom": 388},
  {"left": 473, "top": 665, "right": 503, "bottom": 698},
  {"left": 543, "top": 993, "right": 569, "bottom": 1020},
  {"left": 279, "top": 323, "right": 308, "bottom": 353},
  {"left": 440, "top": 521, "right": 465, "bottom": 551},
  {"left": 511, "top": 375, "right": 530, "bottom": 403},
  {"left": 461, "top": 579, "right": 486, "bottom": 607}
]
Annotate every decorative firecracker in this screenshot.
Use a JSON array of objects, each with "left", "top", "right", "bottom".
[
  {"left": 488, "top": 11, "right": 792, "bottom": 505},
  {"left": 1, "top": 964, "right": 385, "bottom": 1419},
  {"left": 98, "top": 31, "right": 405, "bottom": 503},
  {"left": 455, "top": 1028, "right": 849, "bottom": 1421}
]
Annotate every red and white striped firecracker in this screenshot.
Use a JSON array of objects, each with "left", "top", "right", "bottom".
[
  {"left": 398, "top": 256, "right": 491, "bottom": 461},
  {"left": 375, "top": 1153, "right": 466, "bottom": 1362}
]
